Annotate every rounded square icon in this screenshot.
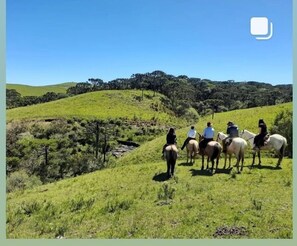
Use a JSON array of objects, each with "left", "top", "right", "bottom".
[{"left": 250, "top": 17, "right": 269, "bottom": 36}]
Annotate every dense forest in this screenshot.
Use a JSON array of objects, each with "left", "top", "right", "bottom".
[{"left": 7, "top": 70, "right": 292, "bottom": 117}]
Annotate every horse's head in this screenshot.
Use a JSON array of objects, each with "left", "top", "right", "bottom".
[
  {"left": 216, "top": 132, "right": 225, "bottom": 142},
  {"left": 216, "top": 133, "right": 220, "bottom": 142}
]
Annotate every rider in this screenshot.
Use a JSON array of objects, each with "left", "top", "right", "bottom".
[
  {"left": 162, "top": 128, "right": 177, "bottom": 157},
  {"left": 199, "top": 122, "right": 215, "bottom": 152},
  {"left": 253, "top": 119, "right": 268, "bottom": 150},
  {"left": 222, "top": 121, "right": 239, "bottom": 153},
  {"left": 181, "top": 126, "right": 197, "bottom": 150}
]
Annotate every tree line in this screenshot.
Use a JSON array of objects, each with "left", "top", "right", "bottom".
[{"left": 7, "top": 70, "right": 292, "bottom": 117}]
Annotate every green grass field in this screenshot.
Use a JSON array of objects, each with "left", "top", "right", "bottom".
[
  {"left": 117, "top": 102, "right": 292, "bottom": 167},
  {"left": 6, "top": 90, "right": 184, "bottom": 125},
  {"left": 7, "top": 158, "right": 292, "bottom": 239},
  {"left": 6, "top": 101, "right": 292, "bottom": 239},
  {"left": 6, "top": 82, "right": 76, "bottom": 96}
]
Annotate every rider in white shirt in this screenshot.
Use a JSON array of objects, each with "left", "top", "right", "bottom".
[
  {"left": 181, "top": 126, "right": 197, "bottom": 150},
  {"left": 199, "top": 122, "right": 215, "bottom": 151}
]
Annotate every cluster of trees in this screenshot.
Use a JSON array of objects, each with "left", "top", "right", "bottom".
[
  {"left": 65, "top": 71, "right": 292, "bottom": 116},
  {"left": 7, "top": 71, "right": 292, "bottom": 117},
  {"left": 6, "top": 89, "right": 68, "bottom": 109},
  {"left": 6, "top": 118, "right": 167, "bottom": 192}
]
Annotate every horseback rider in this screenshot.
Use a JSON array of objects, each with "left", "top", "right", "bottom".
[
  {"left": 181, "top": 126, "right": 197, "bottom": 150},
  {"left": 253, "top": 119, "right": 268, "bottom": 150},
  {"left": 199, "top": 122, "right": 215, "bottom": 152},
  {"left": 222, "top": 121, "right": 239, "bottom": 153},
  {"left": 162, "top": 128, "right": 177, "bottom": 157}
]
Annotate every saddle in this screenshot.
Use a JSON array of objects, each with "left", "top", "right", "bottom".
[
  {"left": 259, "top": 134, "right": 269, "bottom": 147},
  {"left": 225, "top": 138, "right": 232, "bottom": 146}
]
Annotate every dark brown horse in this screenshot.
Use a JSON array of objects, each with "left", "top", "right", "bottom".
[
  {"left": 164, "top": 145, "right": 178, "bottom": 178},
  {"left": 199, "top": 134, "right": 222, "bottom": 173}
]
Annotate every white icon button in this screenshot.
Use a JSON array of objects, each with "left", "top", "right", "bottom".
[{"left": 250, "top": 17, "right": 273, "bottom": 40}]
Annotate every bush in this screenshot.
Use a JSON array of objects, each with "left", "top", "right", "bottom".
[
  {"left": 270, "top": 110, "right": 292, "bottom": 158},
  {"left": 6, "top": 170, "right": 42, "bottom": 193}
]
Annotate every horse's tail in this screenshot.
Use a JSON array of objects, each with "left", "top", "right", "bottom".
[
  {"left": 211, "top": 144, "right": 220, "bottom": 161},
  {"left": 238, "top": 144, "right": 244, "bottom": 162},
  {"left": 168, "top": 146, "right": 177, "bottom": 162},
  {"left": 280, "top": 137, "right": 287, "bottom": 157},
  {"left": 194, "top": 142, "right": 199, "bottom": 155}
]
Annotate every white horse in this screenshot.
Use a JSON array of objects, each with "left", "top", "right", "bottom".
[
  {"left": 240, "top": 129, "right": 287, "bottom": 168},
  {"left": 216, "top": 132, "right": 247, "bottom": 173}
]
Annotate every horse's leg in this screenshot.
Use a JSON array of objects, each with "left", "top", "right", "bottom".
[
  {"left": 241, "top": 153, "right": 244, "bottom": 172},
  {"left": 252, "top": 151, "right": 256, "bottom": 167},
  {"left": 201, "top": 155, "right": 204, "bottom": 170},
  {"left": 167, "top": 161, "right": 171, "bottom": 178},
  {"left": 228, "top": 154, "right": 231, "bottom": 169},
  {"left": 223, "top": 154, "right": 227, "bottom": 169},
  {"left": 171, "top": 162, "right": 175, "bottom": 177},
  {"left": 276, "top": 150, "right": 283, "bottom": 168},
  {"left": 258, "top": 150, "right": 261, "bottom": 166},
  {"left": 186, "top": 150, "right": 189, "bottom": 164},
  {"left": 236, "top": 155, "right": 240, "bottom": 174},
  {"left": 207, "top": 156, "right": 210, "bottom": 170},
  {"left": 216, "top": 156, "right": 219, "bottom": 171},
  {"left": 211, "top": 158, "right": 215, "bottom": 174}
]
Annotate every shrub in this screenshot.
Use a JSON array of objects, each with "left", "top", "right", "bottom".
[
  {"left": 6, "top": 170, "right": 42, "bottom": 193},
  {"left": 157, "top": 182, "right": 176, "bottom": 201},
  {"left": 270, "top": 110, "right": 292, "bottom": 158}
]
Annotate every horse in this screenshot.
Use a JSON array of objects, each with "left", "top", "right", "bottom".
[
  {"left": 216, "top": 132, "right": 247, "bottom": 173},
  {"left": 240, "top": 129, "right": 287, "bottom": 168},
  {"left": 198, "top": 134, "right": 222, "bottom": 173},
  {"left": 186, "top": 139, "right": 199, "bottom": 164},
  {"left": 164, "top": 144, "right": 178, "bottom": 178}
]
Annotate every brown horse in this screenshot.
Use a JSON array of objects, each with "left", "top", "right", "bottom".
[
  {"left": 164, "top": 145, "right": 178, "bottom": 178},
  {"left": 199, "top": 135, "right": 222, "bottom": 173},
  {"left": 186, "top": 139, "right": 199, "bottom": 164}
]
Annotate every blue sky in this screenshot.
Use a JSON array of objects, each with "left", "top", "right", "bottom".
[{"left": 7, "top": 0, "right": 292, "bottom": 85}]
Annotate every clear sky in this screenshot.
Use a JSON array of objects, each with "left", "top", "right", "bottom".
[{"left": 7, "top": 0, "right": 292, "bottom": 85}]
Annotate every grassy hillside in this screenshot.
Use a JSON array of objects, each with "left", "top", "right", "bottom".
[
  {"left": 117, "top": 102, "right": 292, "bottom": 166},
  {"left": 6, "top": 90, "right": 184, "bottom": 125},
  {"left": 7, "top": 158, "right": 292, "bottom": 239},
  {"left": 6, "top": 82, "right": 76, "bottom": 96},
  {"left": 6, "top": 102, "right": 292, "bottom": 239}
]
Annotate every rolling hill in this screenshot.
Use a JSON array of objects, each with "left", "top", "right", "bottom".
[
  {"left": 6, "top": 90, "right": 186, "bottom": 125},
  {"left": 6, "top": 82, "right": 77, "bottom": 96},
  {"left": 6, "top": 102, "right": 293, "bottom": 239}
]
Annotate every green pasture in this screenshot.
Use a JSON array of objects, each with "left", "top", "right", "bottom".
[
  {"left": 6, "top": 82, "right": 76, "bottom": 96},
  {"left": 6, "top": 90, "right": 183, "bottom": 125},
  {"left": 7, "top": 157, "right": 292, "bottom": 239},
  {"left": 6, "top": 101, "right": 292, "bottom": 239},
  {"left": 117, "top": 102, "right": 292, "bottom": 166}
]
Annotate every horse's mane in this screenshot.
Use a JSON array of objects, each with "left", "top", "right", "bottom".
[{"left": 242, "top": 129, "right": 256, "bottom": 136}]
